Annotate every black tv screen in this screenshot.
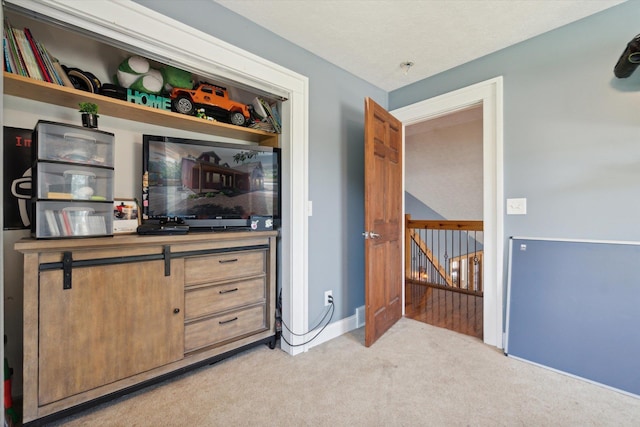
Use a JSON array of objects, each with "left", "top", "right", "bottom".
[{"left": 142, "top": 135, "right": 280, "bottom": 230}]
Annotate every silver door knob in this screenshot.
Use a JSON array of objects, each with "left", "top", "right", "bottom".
[{"left": 362, "top": 231, "right": 381, "bottom": 239}]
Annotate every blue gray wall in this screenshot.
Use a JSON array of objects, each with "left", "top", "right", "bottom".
[
  {"left": 405, "top": 192, "right": 444, "bottom": 220},
  {"left": 134, "top": 1, "right": 387, "bottom": 324},
  {"left": 136, "top": 0, "right": 640, "bottom": 330},
  {"left": 392, "top": 1, "right": 640, "bottom": 248}
]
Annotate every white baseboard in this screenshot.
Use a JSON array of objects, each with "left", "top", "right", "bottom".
[{"left": 306, "top": 312, "right": 362, "bottom": 350}]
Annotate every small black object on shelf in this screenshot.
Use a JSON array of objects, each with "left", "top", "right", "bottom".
[{"left": 137, "top": 217, "right": 189, "bottom": 235}]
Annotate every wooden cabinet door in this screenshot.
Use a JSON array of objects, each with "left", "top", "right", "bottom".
[{"left": 37, "top": 259, "right": 184, "bottom": 405}]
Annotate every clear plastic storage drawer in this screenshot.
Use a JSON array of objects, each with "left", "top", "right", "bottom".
[
  {"left": 34, "top": 201, "right": 114, "bottom": 238},
  {"left": 35, "top": 162, "right": 114, "bottom": 201},
  {"left": 34, "top": 121, "right": 115, "bottom": 167}
]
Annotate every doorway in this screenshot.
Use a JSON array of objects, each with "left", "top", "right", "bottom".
[
  {"left": 404, "top": 104, "right": 484, "bottom": 339},
  {"left": 391, "top": 77, "right": 504, "bottom": 348}
]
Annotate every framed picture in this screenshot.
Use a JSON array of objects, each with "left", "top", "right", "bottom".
[{"left": 113, "top": 198, "right": 140, "bottom": 234}]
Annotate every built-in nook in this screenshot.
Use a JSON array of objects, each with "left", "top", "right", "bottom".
[{"left": 3, "top": 0, "right": 310, "bottom": 424}]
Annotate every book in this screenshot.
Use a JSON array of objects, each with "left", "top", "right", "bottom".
[
  {"left": 24, "top": 27, "right": 52, "bottom": 83},
  {"left": 12, "top": 26, "right": 44, "bottom": 80},
  {"left": 37, "top": 42, "right": 64, "bottom": 85},
  {"left": 4, "top": 19, "right": 26, "bottom": 76},
  {"left": 47, "top": 192, "right": 73, "bottom": 199},
  {"left": 3, "top": 37, "right": 12, "bottom": 73},
  {"left": 269, "top": 102, "right": 282, "bottom": 128},
  {"left": 258, "top": 97, "right": 281, "bottom": 133},
  {"left": 250, "top": 120, "right": 275, "bottom": 133},
  {"left": 25, "top": 28, "right": 65, "bottom": 86},
  {"left": 60, "top": 210, "right": 73, "bottom": 236},
  {"left": 251, "top": 97, "right": 268, "bottom": 120},
  {"left": 56, "top": 211, "right": 69, "bottom": 236},
  {"left": 51, "top": 57, "right": 75, "bottom": 87},
  {"left": 44, "top": 209, "right": 60, "bottom": 237}
]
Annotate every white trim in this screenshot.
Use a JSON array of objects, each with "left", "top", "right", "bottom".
[
  {"left": 392, "top": 77, "right": 505, "bottom": 348},
  {"left": 506, "top": 354, "right": 640, "bottom": 400},
  {"left": 306, "top": 312, "right": 361, "bottom": 350},
  {"left": 504, "top": 239, "right": 515, "bottom": 353},
  {"left": 9, "top": 0, "right": 309, "bottom": 355},
  {"left": 510, "top": 236, "right": 640, "bottom": 245}
]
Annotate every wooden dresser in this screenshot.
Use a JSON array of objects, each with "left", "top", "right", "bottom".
[{"left": 15, "top": 231, "right": 277, "bottom": 425}]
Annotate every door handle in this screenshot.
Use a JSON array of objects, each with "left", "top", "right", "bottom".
[{"left": 362, "top": 231, "right": 381, "bottom": 239}]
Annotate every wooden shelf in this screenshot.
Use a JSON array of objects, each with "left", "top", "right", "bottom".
[{"left": 3, "top": 72, "right": 279, "bottom": 147}]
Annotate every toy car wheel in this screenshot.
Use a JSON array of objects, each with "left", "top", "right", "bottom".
[
  {"left": 230, "top": 112, "right": 246, "bottom": 126},
  {"left": 173, "top": 96, "right": 195, "bottom": 115}
]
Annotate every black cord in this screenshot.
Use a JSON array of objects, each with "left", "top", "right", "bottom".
[
  {"left": 281, "top": 300, "right": 333, "bottom": 336},
  {"left": 279, "top": 300, "right": 334, "bottom": 347}
]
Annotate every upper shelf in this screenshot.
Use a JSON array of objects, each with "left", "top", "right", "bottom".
[{"left": 3, "top": 72, "right": 279, "bottom": 147}]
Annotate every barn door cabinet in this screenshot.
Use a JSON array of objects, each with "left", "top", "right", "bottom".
[{"left": 15, "top": 231, "right": 277, "bottom": 425}]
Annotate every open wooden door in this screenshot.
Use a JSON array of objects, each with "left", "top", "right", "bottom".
[{"left": 364, "top": 97, "right": 403, "bottom": 347}]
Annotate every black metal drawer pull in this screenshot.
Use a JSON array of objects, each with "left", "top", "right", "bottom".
[
  {"left": 219, "top": 288, "right": 239, "bottom": 294},
  {"left": 218, "top": 258, "right": 238, "bottom": 264},
  {"left": 219, "top": 317, "right": 238, "bottom": 325}
]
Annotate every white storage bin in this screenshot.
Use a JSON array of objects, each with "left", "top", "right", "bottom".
[
  {"left": 32, "top": 121, "right": 115, "bottom": 238},
  {"left": 34, "top": 201, "right": 113, "bottom": 238},
  {"left": 35, "top": 162, "right": 114, "bottom": 201},
  {"left": 33, "top": 120, "right": 115, "bottom": 167}
]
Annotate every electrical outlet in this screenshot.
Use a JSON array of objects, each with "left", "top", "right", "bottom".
[{"left": 324, "top": 290, "right": 333, "bottom": 306}]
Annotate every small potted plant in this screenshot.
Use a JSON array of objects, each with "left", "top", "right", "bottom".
[{"left": 78, "top": 102, "right": 99, "bottom": 128}]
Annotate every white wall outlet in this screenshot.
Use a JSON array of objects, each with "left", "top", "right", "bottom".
[
  {"left": 324, "top": 290, "right": 333, "bottom": 306},
  {"left": 507, "top": 198, "right": 527, "bottom": 215}
]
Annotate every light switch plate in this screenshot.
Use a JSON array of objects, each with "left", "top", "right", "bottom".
[{"left": 507, "top": 198, "right": 527, "bottom": 215}]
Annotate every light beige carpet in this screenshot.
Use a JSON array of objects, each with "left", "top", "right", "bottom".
[{"left": 49, "top": 318, "right": 640, "bottom": 426}]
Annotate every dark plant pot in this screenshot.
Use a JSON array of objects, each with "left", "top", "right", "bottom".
[{"left": 81, "top": 113, "right": 98, "bottom": 128}]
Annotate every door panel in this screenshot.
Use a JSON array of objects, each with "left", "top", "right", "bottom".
[
  {"left": 364, "top": 97, "right": 403, "bottom": 347},
  {"left": 38, "top": 260, "right": 184, "bottom": 405}
]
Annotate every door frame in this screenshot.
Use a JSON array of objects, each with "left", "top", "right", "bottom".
[{"left": 391, "top": 77, "right": 504, "bottom": 348}]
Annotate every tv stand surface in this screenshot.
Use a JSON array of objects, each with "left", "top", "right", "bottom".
[{"left": 15, "top": 231, "right": 278, "bottom": 425}]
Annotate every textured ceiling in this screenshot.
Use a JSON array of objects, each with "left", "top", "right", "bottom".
[{"left": 214, "top": 0, "right": 626, "bottom": 91}]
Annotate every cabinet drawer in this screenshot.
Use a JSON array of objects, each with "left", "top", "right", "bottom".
[
  {"left": 184, "top": 250, "right": 266, "bottom": 285},
  {"left": 185, "top": 277, "right": 266, "bottom": 321},
  {"left": 185, "top": 304, "right": 267, "bottom": 352}
]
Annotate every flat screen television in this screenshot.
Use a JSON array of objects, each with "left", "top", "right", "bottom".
[{"left": 142, "top": 135, "right": 280, "bottom": 230}]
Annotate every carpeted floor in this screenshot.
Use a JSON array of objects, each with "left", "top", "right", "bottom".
[{"left": 47, "top": 318, "right": 640, "bottom": 426}]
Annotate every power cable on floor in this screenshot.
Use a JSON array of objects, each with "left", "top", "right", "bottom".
[{"left": 279, "top": 296, "right": 334, "bottom": 347}]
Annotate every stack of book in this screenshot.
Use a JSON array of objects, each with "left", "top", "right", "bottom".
[
  {"left": 44, "top": 208, "right": 107, "bottom": 237},
  {"left": 250, "top": 97, "right": 282, "bottom": 134},
  {"left": 3, "top": 18, "right": 73, "bottom": 87}
]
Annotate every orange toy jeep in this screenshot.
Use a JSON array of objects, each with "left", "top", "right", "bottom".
[{"left": 169, "top": 83, "right": 253, "bottom": 126}]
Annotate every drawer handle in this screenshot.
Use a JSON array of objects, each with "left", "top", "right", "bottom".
[
  {"left": 219, "top": 288, "right": 239, "bottom": 294},
  {"left": 218, "top": 258, "right": 238, "bottom": 264},
  {"left": 219, "top": 317, "right": 238, "bottom": 325}
]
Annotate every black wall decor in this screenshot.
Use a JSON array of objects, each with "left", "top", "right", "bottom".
[{"left": 3, "top": 127, "right": 33, "bottom": 229}]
